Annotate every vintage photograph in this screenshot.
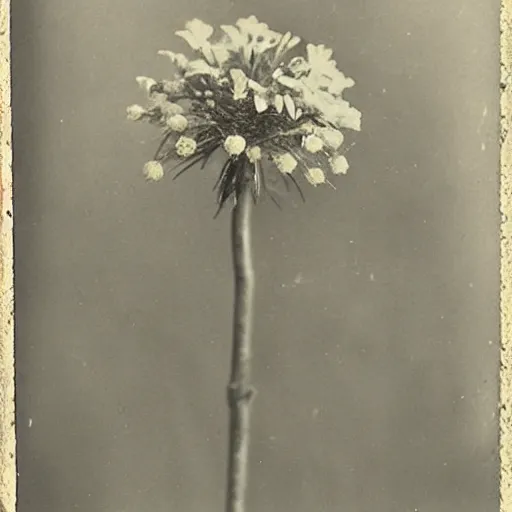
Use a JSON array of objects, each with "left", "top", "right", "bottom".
[{"left": 10, "top": 1, "right": 500, "bottom": 511}]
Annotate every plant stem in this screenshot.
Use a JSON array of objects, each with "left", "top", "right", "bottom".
[{"left": 225, "top": 163, "right": 256, "bottom": 512}]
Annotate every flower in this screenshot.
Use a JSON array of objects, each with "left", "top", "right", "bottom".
[
  {"left": 136, "top": 76, "right": 157, "bottom": 93},
  {"left": 305, "top": 167, "right": 326, "bottom": 186},
  {"left": 161, "top": 79, "right": 186, "bottom": 95},
  {"left": 230, "top": 69, "right": 249, "bottom": 100},
  {"left": 176, "top": 19, "right": 216, "bottom": 65},
  {"left": 330, "top": 155, "right": 349, "bottom": 175},
  {"left": 128, "top": 16, "right": 361, "bottom": 212},
  {"left": 303, "top": 134, "right": 324, "bottom": 153},
  {"left": 315, "top": 127, "right": 344, "bottom": 150},
  {"left": 161, "top": 102, "right": 184, "bottom": 117},
  {"left": 158, "top": 51, "right": 189, "bottom": 71},
  {"left": 273, "top": 153, "right": 297, "bottom": 174},
  {"left": 126, "top": 104, "right": 146, "bottom": 121},
  {"left": 224, "top": 135, "right": 247, "bottom": 156},
  {"left": 222, "top": 16, "right": 282, "bottom": 64},
  {"left": 176, "top": 136, "right": 197, "bottom": 157},
  {"left": 167, "top": 114, "right": 189, "bottom": 132},
  {"left": 246, "top": 146, "right": 262, "bottom": 163},
  {"left": 143, "top": 161, "right": 165, "bottom": 181}
]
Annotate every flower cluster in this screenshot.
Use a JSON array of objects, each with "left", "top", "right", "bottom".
[{"left": 127, "top": 16, "right": 361, "bottom": 212}]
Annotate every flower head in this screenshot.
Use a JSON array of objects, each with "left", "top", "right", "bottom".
[
  {"left": 176, "top": 136, "right": 197, "bottom": 157},
  {"left": 273, "top": 153, "right": 298, "bottom": 174},
  {"left": 126, "top": 104, "right": 146, "bottom": 121},
  {"left": 143, "top": 161, "right": 165, "bottom": 181},
  {"left": 303, "top": 134, "right": 324, "bottom": 154},
  {"left": 167, "top": 114, "right": 189, "bottom": 132},
  {"left": 224, "top": 135, "right": 247, "bottom": 156},
  {"left": 128, "top": 16, "right": 361, "bottom": 212},
  {"left": 246, "top": 146, "right": 262, "bottom": 163},
  {"left": 305, "top": 167, "right": 326, "bottom": 186},
  {"left": 330, "top": 154, "right": 349, "bottom": 175}
]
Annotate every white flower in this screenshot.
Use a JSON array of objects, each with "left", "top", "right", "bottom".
[
  {"left": 246, "top": 146, "right": 262, "bottom": 163},
  {"left": 149, "top": 92, "right": 169, "bottom": 108},
  {"left": 230, "top": 69, "right": 249, "bottom": 100},
  {"left": 315, "top": 127, "right": 344, "bottom": 150},
  {"left": 161, "top": 102, "right": 184, "bottom": 116},
  {"left": 222, "top": 16, "right": 281, "bottom": 64},
  {"left": 126, "top": 104, "right": 146, "bottom": 121},
  {"left": 161, "top": 79, "right": 186, "bottom": 95},
  {"left": 166, "top": 114, "right": 188, "bottom": 132},
  {"left": 302, "top": 88, "right": 361, "bottom": 131},
  {"left": 224, "top": 135, "right": 247, "bottom": 156},
  {"left": 175, "top": 19, "right": 216, "bottom": 64},
  {"left": 305, "top": 167, "right": 326, "bottom": 185},
  {"left": 304, "top": 43, "right": 355, "bottom": 95},
  {"left": 236, "top": 15, "right": 281, "bottom": 55},
  {"left": 158, "top": 50, "right": 189, "bottom": 71},
  {"left": 273, "top": 153, "right": 297, "bottom": 174},
  {"left": 303, "top": 134, "right": 324, "bottom": 153},
  {"left": 273, "top": 31, "right": 301, "bottom": 63},
  {"left": 136, "top": 76, "right": 157, "bottom": 94},
  {"left": 176, "top": 136, "right": 197, "bottom": 157},
  {"left": 143, "top": 161, "right": 165, "bottom": 181},
  {"left": 330, "top": 155, "right": 349, "bottom": 175},
  {"left": 184, "top": 59, "right": 221, "bottom": 79}
]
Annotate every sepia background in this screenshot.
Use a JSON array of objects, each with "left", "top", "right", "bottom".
[{"left": 11, "top": 1, "right": 500, "bottom": 511}]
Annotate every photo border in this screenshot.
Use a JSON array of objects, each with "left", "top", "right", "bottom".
[
  {"left": 502, "top": 0, "right": 512, "bottom": 510},
  {"left": 0, "top": 0, "right": 14, "bottom": 511},
  {"left": 0, "top": 2, "right": 509, "bottom": 511}
]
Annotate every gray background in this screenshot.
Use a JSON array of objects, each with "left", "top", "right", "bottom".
[{"left": 12, "top": 1, "right": 500, "bottom": 511}]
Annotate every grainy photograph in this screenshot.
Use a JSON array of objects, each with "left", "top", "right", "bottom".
[{"left": 10, "top": 1, "right": 500, "bottom": 511}]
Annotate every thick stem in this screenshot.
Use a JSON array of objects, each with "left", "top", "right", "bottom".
[{"left": 225, "top": 164, "right": 256, "bottom": 512}]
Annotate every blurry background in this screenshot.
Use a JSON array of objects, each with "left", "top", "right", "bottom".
[{"left": 11, "top": 1, "right": 500, "bottom": 511}]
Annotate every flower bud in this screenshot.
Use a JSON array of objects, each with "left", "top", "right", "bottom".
[
  {"left": 306, "top": 167, "right": 326, "bottom": 186},
  {"left": 143, "top": 161, "right": 164, "bottom": 181},
  {"left": 316, "top": 127, "right": 344, "bottom": 150},
  {"left": 329, "top": 155, "right": 349, "bottom": 175},
  {"left": 126, "top": 104, "right": 146, "bottom": 121},
  {"left": 224, "top": 135, "right": 247, "bottom": 156},
  {"left": 175, "top": 136, "right": 197, "bottom": 157},
  {"left": 304, "top": 134, "right": 324, "bottom": 153},
  {"left": 166, "top": 114, "right": 188, "bottom": 132},
  {"left": 246, "top": 146, "right": 262, "bottom": 163},
  {"left": 274, "top": 153, "right": 297, "bottom": 174}
]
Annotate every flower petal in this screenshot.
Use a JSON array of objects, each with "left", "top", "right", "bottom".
[
  {"left": 254, "top": 95, "right": 268, "bottom": 113},
  {"left": 221, "top": 25, "right": 245, "bottom": 47},
  {"left": 136, "top": 76, "right": 157, "bottom": 94},
  {"left": 185, "top": 19, "right": 214, "bottom": 40},
  {"left": 274, "top": 94, "right": 284, "bottom": 113},
  {"left": 175, "top": 30, "right": 201, "bottom": 50},
  {"left": 185, "top": 59, "right": 220, "bottom": 78},
  {"left": 283, "top": 94, "right": 296, "bottom": 119},
  {"left": 230, "top": 69, "right": 249, "bottom": 100}
]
